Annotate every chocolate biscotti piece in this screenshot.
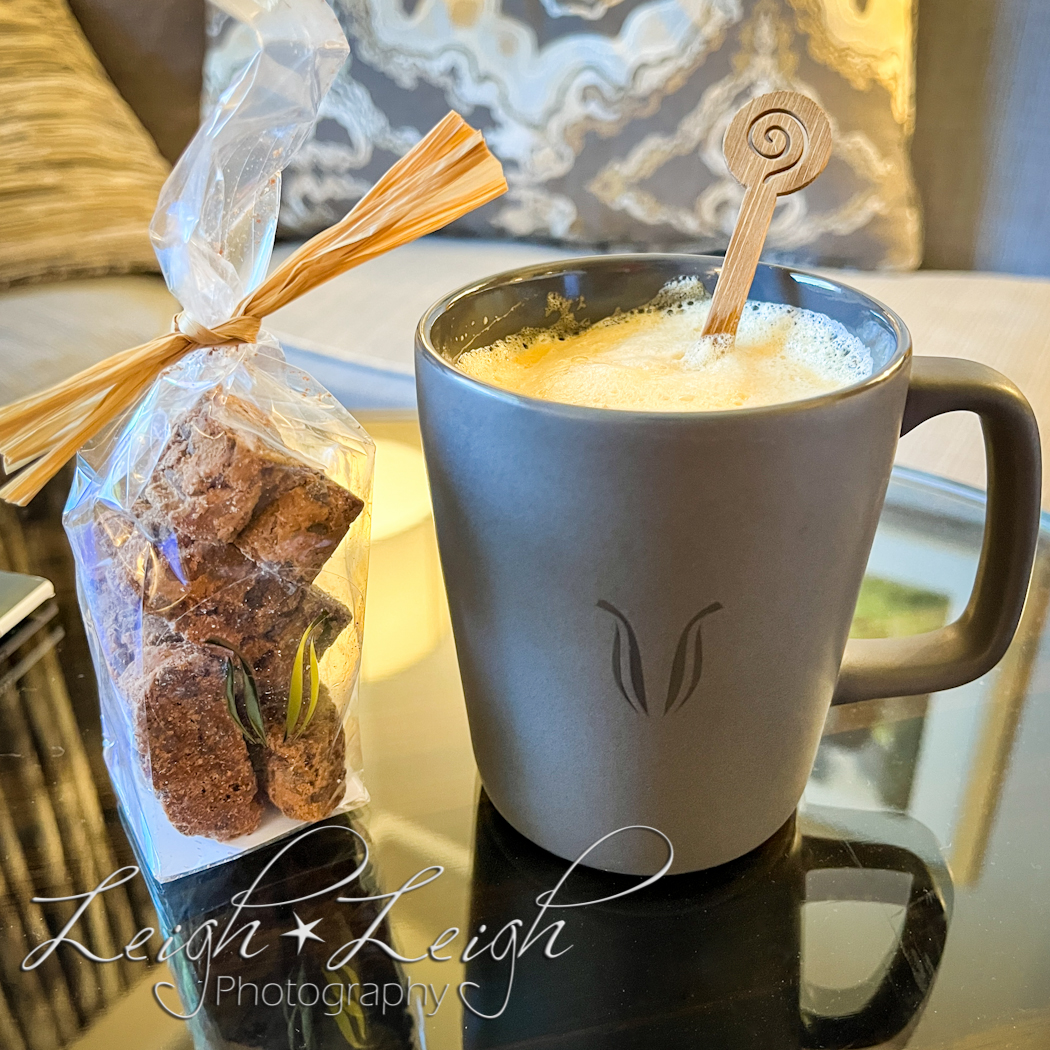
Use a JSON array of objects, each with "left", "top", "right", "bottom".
[
  {"left": 85, "top": 558, "right": 143, "bottom": 680},
  {"left": 235, "top": 473, "right": 363, "bottom": 585},
  {"left": 237, "top": 599, "right": 351, "bottom": 709},
  {"left": 256, "top": 689, "right": 346, "bottom": 823},
  {"left": 98, "top": 514, "right": 262, "bottom": 619},
  {"left": 93, "top": 504, "right": 230, "bottom": 615},
  {"left": 132, "top": 395, "right": 296, "bottom": 544},
  {"left": 173, "top": 580, "right": 350, "bottom": 675},
  {"left": 132, "top": 394, "right": 361, "bottom": 585},
  {"left": 126, "top": 641, "right": 264, "bottom": 840},
  {"left": 159, "top": 553, "right": 298, "bottom": 642},
  {"left": 95, "top": 506, "right": 349, "bottom": 654}
]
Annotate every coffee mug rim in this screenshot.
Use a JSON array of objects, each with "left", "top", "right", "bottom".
[{"left": 415, "top": 253, "right": 912, "bottom": 421}]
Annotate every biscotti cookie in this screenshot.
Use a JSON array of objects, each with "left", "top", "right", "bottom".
[
  {"left": 236, "top": 472, "right": 363, "bottom": 584},
  {"left": 256, "top": 688, "right": 346, "bottom": 823},
  {"left": 133, "top": 394, "right": 361, "bottom": 585},
  {"left": 125, "top": 641, "right": 264, "bottom": 840}
]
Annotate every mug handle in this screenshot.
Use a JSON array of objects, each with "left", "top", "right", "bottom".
[
  {"left": 798, "top": 834, "right": 950, "bottom": 1049},
  {"left": 833, "top": 356, "right": 1042, "bottom": 705}
]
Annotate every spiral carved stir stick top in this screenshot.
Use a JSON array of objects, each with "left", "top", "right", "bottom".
[{"left": 702, "top": 91, "right": 833, "bottom": 340}]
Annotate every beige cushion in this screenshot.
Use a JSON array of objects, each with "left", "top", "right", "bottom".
[
  {"left": 1, "top": 240, "right": 1048, "bottom": 501},
  {"left": 0, "top": 275, "right": 175, "bottom": 403},
  {"left": 829, "top": 270, "right": 1050, "bottom": 495},
  {"left": 0, "top": 0, "right": 169, "bottom": 286}
]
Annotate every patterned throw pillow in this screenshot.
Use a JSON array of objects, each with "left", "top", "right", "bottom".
[{"left": 207, "top": 0, "right": 920, "bottom": 269}]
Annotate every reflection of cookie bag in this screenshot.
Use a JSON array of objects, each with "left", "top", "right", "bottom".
[
  {"left": 145, "top": 817, "right": 422, "bottom": 1050},
  {"left": 0, "top": 0, "right": 505, "bottom": 880}
]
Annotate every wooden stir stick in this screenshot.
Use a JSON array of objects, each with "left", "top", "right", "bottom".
[{"left": 702, "top": 91, "right": 833, "bottom": 340}]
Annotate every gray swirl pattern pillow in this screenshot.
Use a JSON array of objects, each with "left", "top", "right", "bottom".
[{"left": 206, "top": 0, "right": 920, "bottom": 269}]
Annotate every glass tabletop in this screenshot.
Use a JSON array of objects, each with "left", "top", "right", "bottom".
[{"left": 1, "top": 415, "right": 1048, "bottom": 1050}]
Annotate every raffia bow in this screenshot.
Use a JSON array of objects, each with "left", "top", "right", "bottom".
[{"left": 0, "top": 113, "right": 507, "bottom": 506}]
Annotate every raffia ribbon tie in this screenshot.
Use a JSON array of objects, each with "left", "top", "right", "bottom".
[
  {"left": 173, "top": 312, "right": 263, "bottom": 348},
  {"left": 0, "top": 112, "right": 507, "bottom": 506}
]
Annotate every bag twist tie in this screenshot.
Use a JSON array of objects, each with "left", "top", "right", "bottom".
[
  {"left": 0, "top": 112, "right": 506, "bottom": 506},
  {"left": 173, "top": 312, "right": 263, "bottom": 348}
]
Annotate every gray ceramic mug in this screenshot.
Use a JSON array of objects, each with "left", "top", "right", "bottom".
[{"left": 415, "top": 255, "right": 1041, "bottom": 875}]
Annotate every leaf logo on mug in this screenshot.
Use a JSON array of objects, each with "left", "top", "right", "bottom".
[{"left": 597, "top": 600, "right": 723, "bottom": 716}]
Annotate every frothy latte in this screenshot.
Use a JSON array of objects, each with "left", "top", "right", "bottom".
[{"left": 454, "top": 279, "right": 874, "bottom": 412}]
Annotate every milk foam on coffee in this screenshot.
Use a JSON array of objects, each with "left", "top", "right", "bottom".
[{"left": 454, "top": 279, "right": 874, "bottom": 412}]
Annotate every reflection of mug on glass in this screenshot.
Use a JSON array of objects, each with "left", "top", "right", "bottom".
[
  {"left": 416, "top": 256, "right": 1042, "bottom": 874},
  {"left": 464, "top": 794, "right": 952, "bottom": 1050}
]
